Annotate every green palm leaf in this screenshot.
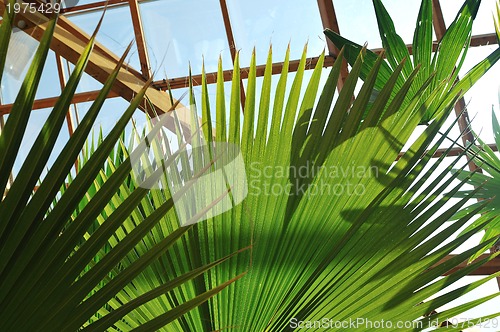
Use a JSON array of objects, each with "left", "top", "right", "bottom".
[
  {"left": 156, "top": 45, "right": 500, "bottom": 332},
  {"left": 137, "top": 2, "right": 499, "bottom": 328}
]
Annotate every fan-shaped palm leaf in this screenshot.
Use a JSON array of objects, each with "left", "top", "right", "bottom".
[{"left": 151, "top": 36, "right": 500, "bottom": 332}]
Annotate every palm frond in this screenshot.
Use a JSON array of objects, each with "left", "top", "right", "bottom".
[
  {"left": 1, "top": 1, "right": 499, "bottom": 331},
  {"left": 325, "top": 0, "right": 500, "bottom": 123},
  {"left": 158, "top": 43, "right": 500, "bottom": 330}
]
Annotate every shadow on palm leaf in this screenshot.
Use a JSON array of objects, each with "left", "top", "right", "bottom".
[{"left": 284, "top": 49, "right": 414, "bottom": 227}]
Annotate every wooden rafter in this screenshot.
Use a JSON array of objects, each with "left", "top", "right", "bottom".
[
  {"left": 57, "top": 15, "right": 144, "bottom": 78},
  {"left": 55, "top": 53, "right": 81, "bottom": 171},
  {"left": 0, "top": 90, "right": 119, "bottom": 115},
  {"left": 154, "top": 56, "right": 336, "bottom": 90},
  {"left": 218, "top": 0, "right": 237, "bottom": 64},
  {"left": 61, "top": 0, "right": 128, "bottom": 14},
  {"left": 435, "top": 254, "right": 500, "bottom": 276},
  {"left": 55, "top": 54, "right": 75, "bottom": 136},
  {"left": 371, "top": 33, "right": 497, "bottom": 54},
  {"left": 432, "top": 0, "right": 447, "bottom": 39}
]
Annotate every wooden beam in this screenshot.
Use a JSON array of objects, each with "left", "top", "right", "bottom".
[
  {"left": 153, "top": 56, "right": 336, "bottom": 90},
  {"left": 0, "top": 2, "right": 193, "bottom": 137},
  {"left": 317, "top": 0, "right": 349, "bottom": 90},
  {"left": 317, "top": 0, "right": 340, "bottom": 56},
  {"left": 60, "top": 0, "right": 129, "bottom": 14},
  {"left": 0, "top": 90, "right": 120, "bottom": 115},
  {"left": 153, "top": 33, "right": 497, "bottom": 90},
  {"left": 469, "top": 33, "right": 499, "bottom": 47},
  {"left": 219, "top": 0, "right": 246, "bottom": 110},
  {"left": 432, "top": 0, "right": 447, "bottom": 40},
  {"left": 128, "top": 0, "right": 151, "bottom": 79},
  {"left": 57, "top": 15, "right": 143, "bottom": 78},
  {"left": 218, "top": 0, "right": 237, "bottom": 64},
  {"left": 371, "top": 33, "right": 497, "bottom": 55},
  {"left": 435, "top": 254, "right": 500, "bottom": 276},
  {"left": 55, "top": 53, "right": 80, "bottom": 171}
]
